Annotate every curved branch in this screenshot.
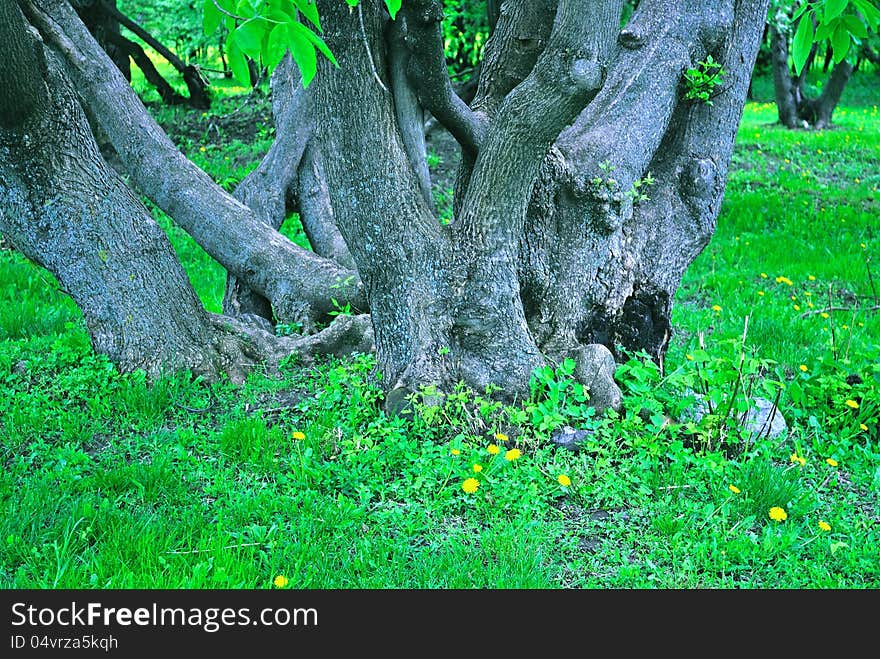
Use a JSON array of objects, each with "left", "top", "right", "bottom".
[
  {"left": 30, "top": 0, "right": 366, "bottom": 329},
  {"left": 398, "top": 0, "right": 487, "bottom": 155}
]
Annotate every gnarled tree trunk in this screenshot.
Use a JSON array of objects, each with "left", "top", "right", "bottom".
[
  {"left": 0, "top": 0, "right": 372, "bottom": 383},
  {"left": 6, "top": 0, "right": 770, "bottom": 418}
]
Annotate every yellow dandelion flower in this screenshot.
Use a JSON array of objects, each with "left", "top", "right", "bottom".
[
  {"left": 292, "top": 431, "right": 305, "bottom": 441},
  {"left": 793, "top": 304, "right": 800, "bottom": 311},
  {"left": 760, "top": 272, "right": 768, "bottom": 278},
  {"left": 712, "top": 304, "right": 722, "bottom": 312},
  {"left": 845, "top": 400, "right": 859, "bottom": 409},
  {"left": 808, "top": 275, "right": 816, "bottom": 281},
  {"left": 686, "top": 354, "right": 694, "bottom": 361},
  {"left": 728, "top": 484, "right": 741, "bottom": 494},
  {"left": 462, "top": 478, "right": 480, "bottom": 494},
  {"left": 758, "top": 291, "right": 765, "bottom": 296},
  {"left": 557, "top": 474, "right": 572, "bottom": 487},
  {"left": 487, "top": 444, "right": 500, "bottom": 455},
  {"left": 808, "top": 302, "right": 814, "bottom": 308},
  {"left": 769, "top": 506, "right": 788, "bottom": 521},
  {"left": 472, "top": 463, "right": 483, "bottom": 473},
  {"left": 273, "top": 575, "right": 289, "bottom": 588},
  {"left": 199, "top": 146, "right": 207, "bottom": 152},
  {"left": 799, "top": 365, "right": 808, "bottom": 372},
  {"left": 504, "top": 448, "right": 522, "bottom": 462},
  {"left": 818, "top": 520, "right": 832, "bottom": 532},
  {"left": 825, "top": 458, "right": 838, "bottom": 467},
  {"left": 820, "top": 312, "right": 830, "bottom": 319},
  {"left": 790, "top": 452, "right": 800, "bottom": 463},
  {"left": 451, "top": 448, "right": 460, "bottom": 456},
  {"left": 775, "top": 276, "right": 793, "bottom": 286},
  {"left": 860, "top": 243, "right": 867, "bottom": 249},
  {"left": 860, "top": 423, "right": 868, "bottom": 432},
  {"left": 494, "top": 432, "right": 508, "bottom": 442}
]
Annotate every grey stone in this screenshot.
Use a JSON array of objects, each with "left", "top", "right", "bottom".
[
  {"left": 551, "top": 425, "right": 594, "bottom": 452},
  {"left": 685, "top": 394, "right": 788, "bottom": 441},
  {"left": 573, "top": 343, "right": 623, "bottom": 414}
]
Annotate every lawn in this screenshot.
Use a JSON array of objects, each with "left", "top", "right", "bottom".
[{"left": 1, "top": 68, "right": 877, "bottom": 589}]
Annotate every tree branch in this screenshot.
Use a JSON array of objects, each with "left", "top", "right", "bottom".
[
  {"left": 30, "top": 0, "right": 367, "bottom": 328},
  {"left": 457, "top": 0, "right": 622, "bottom": 251},
  {"left": 0, "top": 1, "right": 49, "bottom": 127},
  {"left": 398, "top": 0, "right": 487, "bottom": 155}
]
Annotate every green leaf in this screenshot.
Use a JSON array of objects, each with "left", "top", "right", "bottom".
[
  {"left": 791, "top": 12, "right": 815, "bottom": 75},
  {"left": 824, "top": 0, "right": 849, "bottom": 23},
  {"left": 266, "top": 22, "right": 291, "bottom": 70},
  {"left": 792, "top": 2, "right": 811, "bottom": 22},
  {"left": 225, "top": 38, "right": 251, "bottom": 86},
  {"left": 344, "top": 0, "right": 359, "bottom": 7},
  {"left": 384, "top": 0, "right": 402, "bottom": 19},
  {"left": 203, "top": 0, "right": 222, "bottom": 35},
  {"left": 852, "top": 0, "right": 880, "bottom": 30},
  {"left": 234, "top": 17, "right": 269, "bottom": 60},
  {"left": 286, "top": 25, "right": 319, "bottom": 88},
  {"left": 831, "top": 22, "right": 851, "bottom": 62},
  {"left": 294, "top": 0, "right": 322, "bottom": 31},
  {"left": 815, "top": 19, "right": 837, "bottom": 42},
  {"left": 842, "top": 14, "right": 869, "bottom": 38},
  {"left": 236, "top": 0, "right": 258, "bottom": 18},
  {"left": 290, "top": 20, "right": 338, "bottom": 67}
]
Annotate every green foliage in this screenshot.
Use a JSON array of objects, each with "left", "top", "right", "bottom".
[
  {"left": 202, "top": 0, "right": 409, "bottom": 87},
  {"left": 441, "top": 0, "right": 490, "bottom": 78},
  {"left": 202, "top": 0, "right": 337, "bottom": 87},
  {"left": 683, "top": 54, "right": 727, "bottom": 105},
  {"left": 787, "top": 0, "right": 880, "bottom": 75}
]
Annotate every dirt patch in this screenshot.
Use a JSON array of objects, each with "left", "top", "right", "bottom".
[{"left": 147, "top": 94, "right": 274, "bottom": 148}]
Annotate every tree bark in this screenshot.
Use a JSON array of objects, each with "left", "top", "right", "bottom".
[
  {"left": 5, "top": 0, "right": 773, "bottom": 419},
  {"left": 29, "top": 0, "right": 367, "bottom": 332},
  {"left": 94, "top": 0, "right": 211, "bottom": 109},
  {"left": 0, "top": 1, "right": 263, "bottom": 382}
]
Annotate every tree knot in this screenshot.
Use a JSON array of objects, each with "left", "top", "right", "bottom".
[{"left": 618, "top": 29, "right": 645, "bottom": 50}]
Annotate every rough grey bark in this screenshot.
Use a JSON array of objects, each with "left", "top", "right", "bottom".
[
  {"left": 1, "top": 1, "right": 373, "bottom": 381},
  {"left": 222, "top": 54, "right": 356, "bottom": 321},
  {"left": 29, "top": 0, "right": 366, "bottom": 331},
  {"left": 528, "top": 0, "right": 751, "bottom": 361},
  {"left": 311, "top": 0, "right": 453, "bottom": 407},
  {"left": 72, "top": 0, "right": 129, "bottom": 79},
  {"left": 770, "top": 22, "right": 854, "bottom": 129},
  {"left": 310, "top": 0, "right": 768, "bottom": 412},
  {"left": 0, "top": 1, "right": 262, "bottom": 381},
  {"left": 6, "top": 0, "right": 771, "bottom": 419},
  {"left": 309, "top": 0, "right": 626, "bottom": 412}
]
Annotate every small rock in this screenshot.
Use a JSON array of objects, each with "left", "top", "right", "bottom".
[
  {"left": 685, "top": 394, "right": 788, "bottom": 441},
  {"left": 573, "top": 344, "right": 623, "bottom": 413},
  {"left": 551, "top": 425, "right": 593, "bottom": 452}
]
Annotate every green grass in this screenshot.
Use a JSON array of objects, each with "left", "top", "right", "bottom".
[{"left": 1, "top": 70, "right": 878, "bottom": 589}]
